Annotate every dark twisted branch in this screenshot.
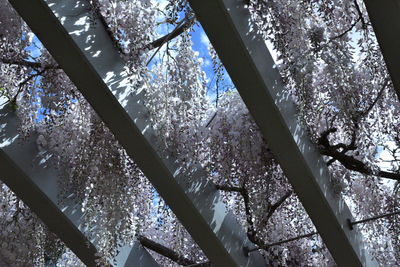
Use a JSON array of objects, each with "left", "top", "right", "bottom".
[
  {"left": 10, "top": 68, "right": 49, "bottom": 105},
  {"left": 138, "top": 235, "right": 197, "bottom": 266},
  {"left": 318, "top": 128, "right": 400, "bottom": 181},
  {"left": 246, "top": 231, "right": 319, "bottom": 253},
  {"left": 329, "top": 1, "right": 370, "bottom": 42},
  {"left": 1, "top": 16, "right": 194, "bottom": 103},
  {"left": 147, "top": 16, "right": 195, "bottom": 50},
  {"left": 146, "top": 16, "right": 194, "bottom": 66},
  {"left": 216, "top": 184, "right": 292, "bottom": 249},
  {"left": 353, "top": 0, "right": 367, "bottom": 26},
  {"left": 0, "top": 60, "right": 59, "bottom": 106},
  {"left": 265, "top": 190, "right": 293, "bottom": 220},
  {"left": 0, "top": 58, "right": 59, "bottom": 70},
  {"left": 91, "top": 0, "right": 194, "bottom": 56},
  {"left": 185, "top": 262, "right": 212, "bottom": 267},
  {"left": 215, "top": 184, "right": 243, "bottom": 193},
  {"left": 326, "top": 79, "right": 389, "bottom": 165},
  {"left": 330, "top": 17, "right": 361, "bottom": 41},
  {"left": 216, "top": 184, "right": 260, "bottom": 244}
]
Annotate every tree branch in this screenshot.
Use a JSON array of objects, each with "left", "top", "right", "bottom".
[
  {"left": 0, "top": 58, "right": 59, "bottom": 70},
  {"left": 216, "top": 184, "right": 292, "bottom": 250},
  {"left": 215, "top": 184, "right": 243, "bottom": 193},
  {"left": 148, "top": 17, "right": 195, "bottom": 49},
  {"left": 11, "top": 68, "right": 48, "bottom": 105},
  {"left": 318, "top": 128, "right": 400, "bottom": 181},
  {"left": 358, "top": 77, "right": 390, "bottom": 119},
  {"left": 91, "top": 0, "right": 194, "bottom": 57},
  {"left": 353, "top": 0, "right": 367, "bottom": 26},
  {"left": 265, "top": 190, "right": 292, "bottom": 220},
  {"left": 138, "top": 235, "right": 196, "bottom": 266},
  {"left": 146, "top": 16, "right": 194, "bottom": 66},
  {"left": 330, "top": 17, "right": 361, "bottom": 41},
  {"left": 216, "top": 184, "right": 259, "bottom": 243}
]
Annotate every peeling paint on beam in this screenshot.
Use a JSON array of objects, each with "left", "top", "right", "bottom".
[
  {"left": 7, "top": 0, "right": 266, "bottom": 266},
  {"left": 188, "top": 0, "right": 377, "bottom": 266}
]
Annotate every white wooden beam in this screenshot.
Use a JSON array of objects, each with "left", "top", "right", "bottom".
[
  {"left": 362, "top": 0, "right": 400, "bottom": 99},
  {"left": 0, "top": 105, "right": 98, "bottom": 266},
  {"left": 0, "top": 104, "right": 158, "bottom": 267},
  {"left": 188, "top": 0, "right": 377, "bottom": 266},
  {"left": 8, "top": 0, "right": 266, "bottom": 266}
]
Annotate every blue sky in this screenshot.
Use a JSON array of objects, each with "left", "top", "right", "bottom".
[
  {"left": 190, "top": 24, "right": 213, "bottom": 75},
  {"left": 22, "top": 1, "right": 233, "bottom": 122},
  {"left": 152, "top": 0, "right": 234, "bottom": 103}
]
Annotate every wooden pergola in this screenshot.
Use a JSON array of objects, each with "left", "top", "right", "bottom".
[{"left": 2, "top": 0, "right": 391, "bottom": 266}]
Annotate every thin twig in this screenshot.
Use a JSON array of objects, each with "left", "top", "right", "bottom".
[
  {"left": 146, "top": 16, "right": 194, "bottom": 66},
  {"left": 330, "top": 17, "right": 361, "bottom": 41},
  {"left": 359, "top": 77, "right": 390, "bottom": 118},
  {"left": 353, "top": 0, "right": 366, "bottom": 26},
  {"left": 12, "top": 69, "right": 48, "bottom": 104},
  {"left": 0, "top": 58, "right": 59, "bottom": 70}
]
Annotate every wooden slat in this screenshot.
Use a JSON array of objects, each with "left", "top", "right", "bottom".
[
  {"left": 188, "top": 0, "right": 377, "bottom": 266},
  {"left": 8, "top": 0, "right": 266, "bottom": 265}
]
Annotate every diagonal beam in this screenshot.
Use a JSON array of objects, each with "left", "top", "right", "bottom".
[
  {"left": 0, "top": 104, "right": 98, "bottom": 266},
  {"left": 362, "top": 0, "right": 400, "bottom": 100},
  {"left": 0, "top": 103, "right": 158, "bottom": 267},
  {"left": 188, "top": 0, "right": 377, "bottom": 266},
  {"left": 116, "top": 242, "right": 159, "bottom": 267},
  {"left": 8, "top": 0, "right": 266, "bottom": 266}
]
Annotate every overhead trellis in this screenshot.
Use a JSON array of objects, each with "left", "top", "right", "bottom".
[
  {"left": 5, "top": 0, "right": 265, "bottom": 266},
  {"left": 1, "top": 0, "right": 399, "bottom": 266}
]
